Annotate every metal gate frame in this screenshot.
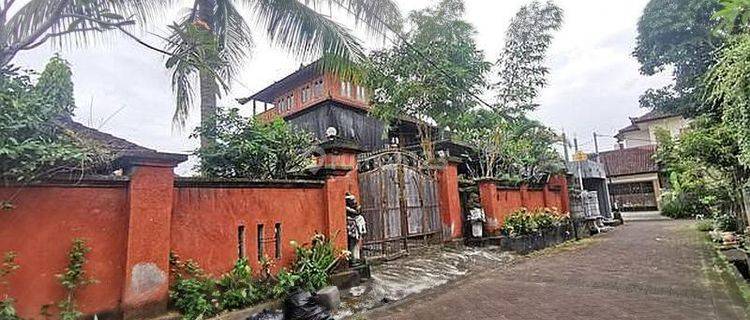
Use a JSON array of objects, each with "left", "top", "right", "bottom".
[{"left": 357, "top": 149, "right": 442, "bottom": 259}]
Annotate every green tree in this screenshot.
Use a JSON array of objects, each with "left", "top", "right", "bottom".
[
  {"left": 705, "top": 1, "right": 750, "bottom": 167},
  {"left": 163, "top": 0, "right": 403, "bottom": 149},
  {"left": 493, "top": 0, "right": 563, "bottom": 116},
  {"left": 193, "top": 108, "right": 316, "bottom": 179},
  {"left": 363, "top": 0, "right": 490, "bottom": 159},
  {"left": 458, "top": 110, "right": 562, "bottom": 182},
  {"left": 634, "top": 0, "right": 722, "bottom": 116},
  {"left": 35, "top": 53, "right": 75, "bottom": 116},
  {"left": 654, "top": 118, "right": 745, "bottom": 223},
  {"left": 0, "top": 57, "right": 110, "bottom": 193}
]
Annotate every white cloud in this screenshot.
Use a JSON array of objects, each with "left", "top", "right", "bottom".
[{"left": 12, "top": 0, "right": 673, "bottom": 174}]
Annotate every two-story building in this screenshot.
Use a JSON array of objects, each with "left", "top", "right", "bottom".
[
  {"left": 599, "top": 109, "right": 688, "bottom": 211},
  {"left": 240, "top": 61, "right": 426, "bottom": 152}
]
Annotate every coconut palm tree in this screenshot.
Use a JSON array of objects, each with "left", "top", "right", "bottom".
[
  {"left": 0, "top": 0, "right": 169, "bottom": 67},
  {"left": 163, "top": 0, "right": 402, "bottom": 148}
]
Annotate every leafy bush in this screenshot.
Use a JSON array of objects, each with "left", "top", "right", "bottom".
[
  {"left": 504, "top": 208, "right": 567, "bottom": 237},
  {"left": 171, "top": 277, "right": 219, "bottom": 320},
  {"left": 0, "top": 58, "right": 111, "bottom": 191},
  {"left": 169, "top": 235, "right": 346, "bottom": 319},
  {"left": 291, "top": 234, "right": 346, "bottom": 292},
  {"left": 217, "top": 258, "right": 261, "bottom": 310},
  {"left": 272, "top": 268, "right": 300, "bottom": 299},
  {"left": 0, "top": 252, "right": 20, "bottom": 320},
  {"left": 714, "top": 213, "right": 738, "bottom": 232},
  {"left": 0, "top": 298, "right": 19, "bottom": 320},
  {"left": 504, "top": 209, "right": 538, "bottom": 236},
  {"left": 193, "top": 108, "right": 317, "bottom": 179},
  {"left": 696, "top": 219, "right": 713, "bottom": 232}
]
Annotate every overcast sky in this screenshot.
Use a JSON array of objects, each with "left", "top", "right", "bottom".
[{"left": 14, "top": 0, "right": 672, "bottom": 174}]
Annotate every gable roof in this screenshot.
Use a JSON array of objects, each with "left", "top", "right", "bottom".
[
  {"left": 615, "top": 123, "right": 639, "bottom": 139},
  {"left": 57, "top": 118, "right": 187, "bottom": 168},
  {"left": 239, "top": 61, "right": 322, "bottom": 104},
  {"left": 615, "top": 109, "right": 681, "bottom": 139},
  {"left": 598, "top": 145, "right": 658, "bottom": 177},
  {"left": 631, "top": 109, "right": 679, "bottom": 123}
]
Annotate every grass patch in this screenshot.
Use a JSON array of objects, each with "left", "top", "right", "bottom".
[
  {"left": 696, "top": 220, "right": 713, "bottom": 232},
  {"left": 526, "top": 237, "right": 600, "bottom": 258}
]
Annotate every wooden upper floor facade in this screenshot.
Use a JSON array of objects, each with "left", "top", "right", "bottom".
[{"left": 244, "top": 61, "right": 370, "bottom": 121}]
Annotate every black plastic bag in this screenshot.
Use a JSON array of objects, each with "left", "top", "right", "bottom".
[
  {"left": 283, "top": 290, "right": 334, "bottom": 320},
  {"left": 247, "top": 309, "right": 284, "bottom": 320}
]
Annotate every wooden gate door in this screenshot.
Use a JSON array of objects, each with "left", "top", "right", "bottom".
[{"left": 357, "top": 149, "right": 442, "bottom": 259}]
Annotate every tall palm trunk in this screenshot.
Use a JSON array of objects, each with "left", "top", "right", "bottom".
[
  {"left": 199, "top": 69, "right": 218, "bottom": 149},
  {"left": 197, "top": 0, "right": 218, "bottom": 150}
]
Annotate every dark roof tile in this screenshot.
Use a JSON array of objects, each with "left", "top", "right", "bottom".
[{"left": 598, "top": 145, "right": 658, "bottom": 177}]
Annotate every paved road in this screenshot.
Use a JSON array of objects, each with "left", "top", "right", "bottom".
[{"left": 364, "top": 220, "right": 749, "bottom": 320}]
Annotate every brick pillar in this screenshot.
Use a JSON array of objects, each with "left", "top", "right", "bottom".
[
  {"left": 542, "top": 184, "right": 550, "bottom": 208},
  {"left": 549, "top": 175, "right": 570, "bottom": 213},
  {"left": 478, "top": 179, "right": 500, "bottom": 233},
  {"left": 316, "top": 138, "right": 362, "bottom": 249},
  {"left": 437, "top": 160, "right": 462, "bottom": 240},
  {"left": 520, "top": 184, "right": 529, "bottom": 208},
  {"left": 120, "top": 156, "right": 183, "bottom": 319}
]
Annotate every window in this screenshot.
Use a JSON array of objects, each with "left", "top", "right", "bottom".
[
  {"left": 301, "top": 85, "right": 311, "bottom": 103},
  {"left": 356, "top": 86, "right": 367, "bottom": 101},
  {"left": 274, "top": 223, "right": 282, "bottom": 259},
  {"left": 286, "top": 94, "right": 294, "bottom": 111},
  {"left": 237, "top": 225, "right": 246, "bottom": 259},
  {"left": 257, "top": 224, "right": 264, "bottom": 261},
  {"left": 313, "top": 79, "right": 324, "bottom": 97},
  {"left": 340, "top": 80, "right": 352, "bottom": 97}
]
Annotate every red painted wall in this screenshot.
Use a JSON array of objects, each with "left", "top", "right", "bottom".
[
  {"left": 478, "top": 176, "right": 570, "bottom": 233},
  {"left": 170, "top": 186, "right": 329, "bottom": 276},
  {"left": 0, "top": 186, "right": 128, "bottom": 318}
]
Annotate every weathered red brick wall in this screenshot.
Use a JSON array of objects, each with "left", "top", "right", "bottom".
[
  {"left": 0, "top": 185, "right": 129, "bottom": 319},
  {"left": 478, "top": 176, "right": 570, "bottom": 233},
  {"left": 170, "top": 185, "right": 330, "bottom": 276}
]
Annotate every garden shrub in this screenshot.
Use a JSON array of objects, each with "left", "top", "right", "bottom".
[
  {"left": 504, "top": 208, "right": 567, "bottom": 237},
  {"left": 0, "top": 252, "right": 20, "bottom": 320},
  {"left": 695, "top": 219, "right": 713, "bottom": 232},
  {"left": 714, "top": 213, "right": 738, "bottom": 232},
  {"left": 171, "top": 277, "right": 219, "bottom": 320},
  {"left": 217, "top": 258, "right": 261, "bottom": 310},
  {"left": 290, "top": 234, "right": 346, "bottom": 292},
  {"left": 169, "top": 235, "right": 347, "bottom": 319}
]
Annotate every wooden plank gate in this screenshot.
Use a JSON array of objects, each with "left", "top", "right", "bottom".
[{"left": 357, "top": 149, "right": 442, "bottom": 259}]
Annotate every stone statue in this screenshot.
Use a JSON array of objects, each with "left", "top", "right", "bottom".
[{"left": 345, "top": 192, "right": 366, "bottom": 262}]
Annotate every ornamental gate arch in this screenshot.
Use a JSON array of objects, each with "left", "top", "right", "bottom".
[{"left": 357, "top": 149, "right": 442, "bottom": 259}]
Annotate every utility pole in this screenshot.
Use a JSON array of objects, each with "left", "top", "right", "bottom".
[
  {"left": 593, "top": 132, "right": 601, "bottom": 163},
  {"left": 562, "top": 131, "right": 570, "bottom": 162}
]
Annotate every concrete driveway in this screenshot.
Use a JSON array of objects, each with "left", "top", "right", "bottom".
[{"left": 362, "top": 220, "right": 748, "bottom": 320}]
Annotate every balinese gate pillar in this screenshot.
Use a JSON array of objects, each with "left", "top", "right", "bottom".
[
  {"left": 119, "top": 154, "right": 185, "bottom": 319},
  {"left": 315, "top": 137, "right": 363, "bottom": 249},
  {"left": 437, "top": 158, "right": 463, "bottom": 240},
  {"left": 549, "top": 175, "right": 570, "bottom": 213},
  {"left": 477, "top": 178, "right": 501, "bottom": 233}
]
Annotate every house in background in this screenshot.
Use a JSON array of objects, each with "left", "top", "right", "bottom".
[
  {"left": 614, "top": 109, "right": 688, "bottom": 148},
  {"left": 598, "top": 109, "right": 688, "bottom": 212},
  {"left": 239, "top": 61, "right": 428, "bottom": 152}
]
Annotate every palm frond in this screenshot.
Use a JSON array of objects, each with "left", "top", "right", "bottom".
[
  {"left": 251, "top": 0, "right": 365, "bottom": 79},
  {"left": 215, "top": 0, "right": 254, "bottom": 82},
  {"left": 304, "top": 0, "right": 402, "bottom": 38}
]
